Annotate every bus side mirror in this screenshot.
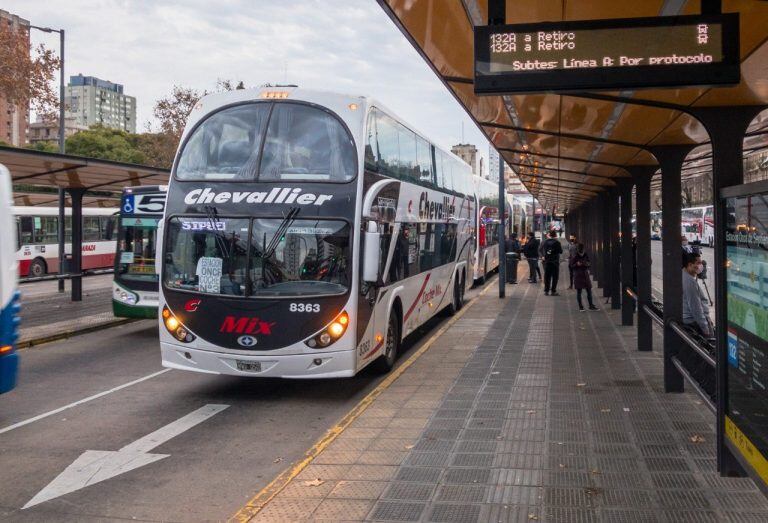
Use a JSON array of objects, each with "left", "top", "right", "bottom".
[{"left": 362, "top": 221, "right": 381, "bottom": 284}]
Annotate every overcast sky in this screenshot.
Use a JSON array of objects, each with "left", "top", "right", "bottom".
[{"left": 7, "top": 0, "right": 490, "bottom": 167}]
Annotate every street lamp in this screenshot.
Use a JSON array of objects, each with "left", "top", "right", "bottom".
[{"left": 29, "top": 25, "right": 66, "bottom": 292}]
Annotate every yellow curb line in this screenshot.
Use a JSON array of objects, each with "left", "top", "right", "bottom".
[
  {"left": 229, "top": 278, "right": 498, "bottom": 522},
  {"left": 17, "top": 319, "right": 138, "bottom": 351}
]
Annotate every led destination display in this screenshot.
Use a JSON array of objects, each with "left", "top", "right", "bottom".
[{"left": 475, "top": 14, "right": 739, "bottom": 93}]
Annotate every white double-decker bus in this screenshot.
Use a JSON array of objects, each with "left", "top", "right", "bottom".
[{"left": 158, "top": 88, "right": 475, "bottom": 378}]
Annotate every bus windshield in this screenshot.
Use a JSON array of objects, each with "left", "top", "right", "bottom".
[
  {"left": 175, "top": 102, "right": 357, "bottom": 183},
  {"left": 117, "top": 217, "right": 160, "bottom": 282},
  {"left": 163, "top": 217, "right": 350, "bottom": 298}
]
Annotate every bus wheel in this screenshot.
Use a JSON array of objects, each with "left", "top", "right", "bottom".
[
  {"left": 446, "top": 276, "right": 460, "bottom": 316},
  {"left": 29, "top": 258, "right": 47, "bottom": 278},
  {"left": 374, "top": 314, "right": 399, "bottom": 373},
  {"left": 458, "top": 273, "right": 465, "bottom": 310}
]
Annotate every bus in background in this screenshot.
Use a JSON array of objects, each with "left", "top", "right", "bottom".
[
  {"left": 507, "top": 194, "right": 528, "bottom": 238},
  {"left": 0, "top": 165, "right": 20, "bottom": 394},
  {"left": 473, "top": 175, "right": 509, "bottom": 282},
  {"left": 14, "top": 207, "right": 117, "bottom": 278},
  {"left": 113, "top": 186, "right": 167, "bottom": 318},
  {"left": 681, "top": 205, "right": 714, "bottom": 246},
  {"left": 158, "top": 87, "right": 475, "bottom": 379}
]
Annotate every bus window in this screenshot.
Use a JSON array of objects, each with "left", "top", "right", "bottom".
[
  {"left": 375, "top": 111, "right": 399, "bottom": 178},
  {"left": 396, "top": 124, "right": 417, "bottom": 183},
  {"left": 176, "top": 104, "right": 271, "bottom": 181},
  {"left": 19, "top": 216, "right": 34, "bottom": 245},
  {"left": 416, "top": 137, "right": 433, "bottom": 186},
  {"left": 41, "top": 216, "right": 58, "bottom": 244},
  {"left": 84, "top": 217, "right": 101, "bottom": 241},
  {"left": 260, "top": 103, "right": 357, "bottom": 182},
  {"left": 364, "top": 110, "right": 378, "bottom": 172}
]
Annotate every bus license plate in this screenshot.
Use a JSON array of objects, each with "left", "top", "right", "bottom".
[{"left": 236, "top": 360, "right": 261, "bottom": 372}]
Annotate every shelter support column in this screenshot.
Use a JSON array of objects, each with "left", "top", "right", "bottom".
[
  {"left": 618, "top": 180, "right": 634, "bottom": 325},
  {"left": 651, "top": 145, "right": 693, "bottom": 393},
  {"left": 695, "top": 106, "right": 765, "bottom": 477},
  {"left": 609, "top": 189, "right": 621, "bottom": 309},
  {"left": 601, "top": 193, "right": 612, "bottom": 296},
  {"left": 629, "top": 167, "right": 657, "bottom": 351},
  {"left": 69, "top": 188, "right": 85, "bottom": 302},
  {"left": 57, "top": 189, "right": 65, "bottom": 292}
]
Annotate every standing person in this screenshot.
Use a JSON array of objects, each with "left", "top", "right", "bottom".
[
  {"left": 567, "top": 236, "right": 578, "bottom": 289},
  {"left": 682, "top": 252, "right": 713, "bottom": 337},
  {"left": 522, "top": 231, "right": 540, "bottom": 283},
  {"left": 505, "top": 232, "right": 521, "bottom": 284},
  {"left": 540, "top": 230, "right": 563, "bottom": 295},
  {"left": 570, "top": 243, "right": 599, "bottom": 311}
]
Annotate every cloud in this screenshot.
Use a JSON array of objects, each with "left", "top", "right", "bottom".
[{"left": 7, "top": 0, "right": 489, "bottom": 163}]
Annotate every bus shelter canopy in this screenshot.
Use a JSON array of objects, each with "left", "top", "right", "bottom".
[
  {"left": 12, "top": 191, "right": 119, "bottom": 208},
  {"left": 0, "top": 146, "right": 170, "bottom": 194},
  {"left": 377, "top": 0, "right": 768, "bottom": 211}
]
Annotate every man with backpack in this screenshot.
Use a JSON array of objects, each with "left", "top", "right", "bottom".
[{"left": 540, "top": 230, "right": 563, "bottom": 296}]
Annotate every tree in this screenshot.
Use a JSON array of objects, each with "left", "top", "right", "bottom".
[
  {"left": 133, "top": 132, "right": 177, "bottom": 169},
  {"left": 0, "top": 21, "right": 60, "bottom": 121},
  {"left": 65, "top": 125, "right": 146, "bottom": 164},
  {"left": 26, "top": 141, "right": 58, "bottom": 153}
]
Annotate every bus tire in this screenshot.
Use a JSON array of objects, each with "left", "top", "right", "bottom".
[
  {"left": 458, "top": 271, "right": 465, "bottom": 309},
  {"left": 29, "top": 258, "right": 47, "bottom": 278},
  {"left": 373, "top": 312, "right": 399, "bottom": 373},
  {"left": 446, "top": 275, "right": 461, "bottom": 316}
]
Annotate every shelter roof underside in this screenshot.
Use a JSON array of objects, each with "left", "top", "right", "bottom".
[{"left": 379, "top": 0, "right": 768, "bottom": 211}]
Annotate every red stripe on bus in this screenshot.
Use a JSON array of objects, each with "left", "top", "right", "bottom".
[
  {"left": 403, "top": 273, "right": 431, "bottom": 322},
  {"left": 363, "top": 338, "right": 385, "bottom": 360}
]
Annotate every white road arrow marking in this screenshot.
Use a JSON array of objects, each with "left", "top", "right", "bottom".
[{"left": 23, "top": 404, "right": 229, "bottom": 509}]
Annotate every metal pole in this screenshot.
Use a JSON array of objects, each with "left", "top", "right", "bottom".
[
  {"left": 70, "top": 188, "right": 84, "bottom": 301},
  {"left": 57, "top": 29, "right": 66, "bottom": 292},
  {"left": 498, "top": 156, "right": 505, "bottom": 298},
  {"left": 619, "top": 180, "right": 634, "bottom": 325},
  {"left": 630, "top": 167, "right": 656, "bottom": 351}
]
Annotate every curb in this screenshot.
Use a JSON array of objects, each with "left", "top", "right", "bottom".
[{"left": 17, "top": 318, "right": 139, "bottom": 350}]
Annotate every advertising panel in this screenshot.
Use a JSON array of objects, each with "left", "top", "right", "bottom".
[{"left": 725, "top": 192, "right": 768, "bottom": 487}]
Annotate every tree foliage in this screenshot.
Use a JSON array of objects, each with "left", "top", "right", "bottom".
[
  {"left": 65, "top": 125, "right": 146, "bottom": 164},
  {"left": 0, "top": 21, "right": 61, "bottom": 121}
]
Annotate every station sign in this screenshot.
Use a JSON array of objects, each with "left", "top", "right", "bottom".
[{"left": 474, "top": 14, "right": 740, "bottom": 94}]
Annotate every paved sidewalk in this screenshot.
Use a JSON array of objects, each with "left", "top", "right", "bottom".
[
  {"left": 246, "top": 279, "right": 768, "bottom": 522},
  {"left": 18, "top": 274, "right": 133, "bottom": 346}
]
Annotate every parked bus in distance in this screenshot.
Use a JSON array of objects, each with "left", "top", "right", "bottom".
[
  {"left": 113, "top": 186, "right": 167, "bottom": 318},
  {"left": 0, "top": 165, "right": 20, "bottom": 394},
  {"left": 507, "top": 194, "right": 529, "bottom": 238},
  {"left": 473, "top": 175, "right": 510, "bottom": 282},
  {"left": 14, "top": 207, "right": 117, "bottom": 278},
  {"left": 681, "top": 205, "right": 714, "bottom": 246},
  {"left": 158, "top": 88, "right": 475, "bottom": 378}
]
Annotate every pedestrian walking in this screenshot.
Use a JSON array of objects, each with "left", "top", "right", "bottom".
[
  {"left": 570, "top": 243, "right": 599, "bottom": 311},
  {"left": 522, "top": 231, "right": 540, "bottom": 283},
  {"left": 567, "top": 235, "right": 578, "bottom": 289},
  {"left": 540, "top": 230, "right": 563, "bottom": 295}
]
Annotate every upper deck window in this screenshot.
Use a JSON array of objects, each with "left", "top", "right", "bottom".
[{"left": 175, "top": 102, "right": 356, "bottom": 183}]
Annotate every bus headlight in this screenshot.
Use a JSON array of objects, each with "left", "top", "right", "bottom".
[
  {"left": 306, "top": 311, "right": 349, "bottom": 349},
  {"left": 113, "top": 285, "right": 138, "bottom": 305},
  {"left": 162, "top": 306, "right": 196, "bottom": 343}
]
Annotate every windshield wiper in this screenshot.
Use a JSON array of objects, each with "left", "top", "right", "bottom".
[{"left": 203, "top": 205, "right": 230, "bottom": 259}]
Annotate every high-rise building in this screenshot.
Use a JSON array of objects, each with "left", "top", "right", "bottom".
[
  {"left": 451, "top": 143, "right": 479, "bottom": 176},
  {"left": 65, "top": 74, "right": 137, "bottom": 133},
  {"left": 0, "top": 10, "right": 30, "bottom": 146},
  {"left": 489, "top": 147, "right": 500, "bottom": 179}
]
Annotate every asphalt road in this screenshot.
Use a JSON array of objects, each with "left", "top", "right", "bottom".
[{"left": 0, "top": 279, "right": 492, "bottom": 522}]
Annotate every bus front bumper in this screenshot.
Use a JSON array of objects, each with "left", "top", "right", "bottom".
[{"left": 160, "top": 342, "right": 357, "bottom": 379}]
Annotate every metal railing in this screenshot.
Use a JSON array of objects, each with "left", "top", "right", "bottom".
[
  {"left": 671, "top": 356, "right": 716, "bottom": 413},
  {"left": 669, "top": 320, "right": 716, "bottom": 368}
]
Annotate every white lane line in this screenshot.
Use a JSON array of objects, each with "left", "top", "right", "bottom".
[{"left": 0, "top": 369, "right": 172, "bottom": 435}]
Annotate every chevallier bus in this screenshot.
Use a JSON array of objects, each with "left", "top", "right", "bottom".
[{"left": 158, "top": 88, "right": 476, "bottom": 378}]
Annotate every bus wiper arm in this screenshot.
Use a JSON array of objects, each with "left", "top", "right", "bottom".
[
  {"left": 263, "top": 207, "right": 300, "bottom": 259},
  {"left": 203, "top": 205, "right": 230, "bottom": 259}
]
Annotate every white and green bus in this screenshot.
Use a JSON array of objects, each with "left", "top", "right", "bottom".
[{"left": 112, "top": 186, "right": 167, "bottom": 318}]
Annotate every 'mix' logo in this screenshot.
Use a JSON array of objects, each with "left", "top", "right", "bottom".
[{"left": 220, "top": 316, "right": 275, "bottom": 335}]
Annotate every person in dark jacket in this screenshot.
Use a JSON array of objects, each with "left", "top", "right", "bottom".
[
  {"left": 540, "top": 230, "right": 563, "bottom": 295},
  {"left": 570, "top": 243, "right": 599, "bottom": 311},
  {"left": 505, "top": 233, "right": 522, "bottom": 284},
  {"left": 567, "top": 236, "right": 578, "bottom": 289},
  {"left": 522, "top": 232, "right": 540, "bottom": 283}
]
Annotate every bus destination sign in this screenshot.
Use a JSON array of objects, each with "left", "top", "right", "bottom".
[{"left": 474, "top": 14, "right": 739, "bottom": 94}]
